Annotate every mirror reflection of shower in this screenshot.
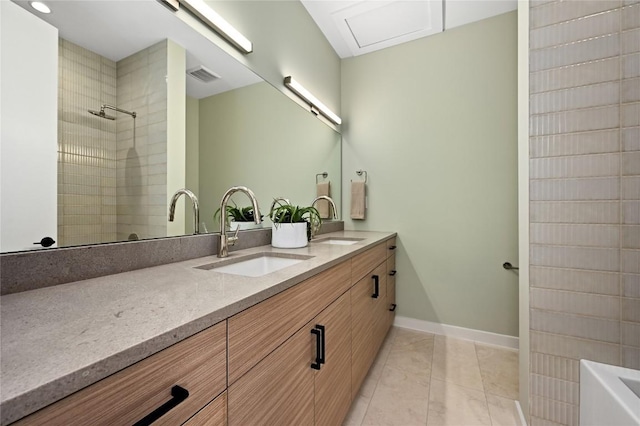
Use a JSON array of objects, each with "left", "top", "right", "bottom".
[{"left": 89, "top": 104, "right": 137, "bottom": 146}]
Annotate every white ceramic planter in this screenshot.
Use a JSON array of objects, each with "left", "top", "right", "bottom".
[
  {"left": 230, "top": 221, "right": 263, "bottom": 231},
  {"left": 271, "top": 222, "right": 308, "bottom": 248}
]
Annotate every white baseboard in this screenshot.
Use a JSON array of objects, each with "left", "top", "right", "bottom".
[
  {"left": 393, "top": 316, "right": 519, "bottom": 350},
  {"left": 515, "top": 400, "right": 527, "bottom": 426}
]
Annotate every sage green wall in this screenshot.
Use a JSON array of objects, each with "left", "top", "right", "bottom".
[
  {"left": 206, "top": 0, "right": 341, "bottom": 118},
  {"left": 341, "top": 12, "right": 519, "bottom": 336},
  {"left": 198, "top": 82, "right": 341, "bottom": 231}
]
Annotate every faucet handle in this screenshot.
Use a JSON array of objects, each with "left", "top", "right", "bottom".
[{"left": 228, "top": 224, "right": 241, "bottom": 246}]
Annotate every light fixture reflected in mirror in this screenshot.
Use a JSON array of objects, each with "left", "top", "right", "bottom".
[
  {"left": 283, "top": 76, "right": 342, "bottom": 125},
  {"left": 161, "top": 0, "right": 253, "bottom": 54}
]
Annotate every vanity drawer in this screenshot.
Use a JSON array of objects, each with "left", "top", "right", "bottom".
[
  {"left": 351, "top": 243, "right": 386, "bottom": 284},
  {"left": 16, "top": 321, "right": 227, "bottom": 426},
  {"left": 386, "top": 238, "right": 397, "bottom": 257},
  {"left": 184, "top": 391, "right": 227, "bottom": 426},
  {"left": 228, "top": 261, "right": 351, "bottom": 384}
]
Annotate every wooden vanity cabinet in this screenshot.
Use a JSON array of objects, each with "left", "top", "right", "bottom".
[
  {"left": 227, "top": 292, "right": 351, "bottom": 426},
  {"left": 350, "top": 242, "right": 391, "bottom": 399},
  {"left": 15, "top": 321, "right": 227, "bottom": 426},
  {"left": 183, "top": 392, "right": 227, "bottom": 426},
  {"left": 227, "top": 261, "right": 351, "bottom": 385},
  {"left": 387, "top": 255, "right": 397, "bottom": 330},
  {"left": 313, "top": 291, "right": 352, "bottom": 426}
]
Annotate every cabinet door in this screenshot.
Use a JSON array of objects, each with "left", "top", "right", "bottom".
[
  {"left": 314, "top": 292, "right": 351, "bottom": 426},
  {"left": 350, "top": 272, "right": 374, "bottom": 399},
  {"left": 228, "top": 261, "right": 351, "bottom": 384},
  {"left": 371, "top": 262, "right": 388, "bottom": 355},
  {"left": 387, "top": 255, "right": 397, "bottom": 331},
  {"left": 228, "top": 325, "right": 314, "bottom": 426}
]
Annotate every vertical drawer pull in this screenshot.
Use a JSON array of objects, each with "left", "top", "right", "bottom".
[
  {"left": 317, "top": 324, "right": 326, "bottom": 365},
  {"left": 389, "top": 270, "right": 397, "bottom": 276},
  {"left": 311, "top": 326, "right": 322, "bottom": 370},
  {"left": 389, "top": 304, "right": 397, "bottom": 312},
  {"left": 133, "top": 385, "right": 189, "bottom": 426},
  {"left": 371, "top": 275, "right": 379, "bottom": 299}
]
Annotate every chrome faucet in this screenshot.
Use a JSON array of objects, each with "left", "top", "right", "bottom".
[
  {"left": 310, "top": 195, "right": 338, "bottom": 240},
  {"left": 311, "top": 195, "right": 338, "bottom": 220},
  {"left": 218, "top": 186, "right": 261, "bottom": 258},
  {"left": 169, "top": 188, "right": 200, "bottom": 235}
]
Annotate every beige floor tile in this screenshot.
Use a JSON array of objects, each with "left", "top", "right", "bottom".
[
  {"left": 476, "top": 344, "right": 519, "bottom": 400},
  {"left": 427, "top": 379, "right": 492, "bottom": 426},
  {"left": 393, "top": 327, "right": 435, "bottom": 348},
  {"left": 377, "top": 364, "right": 431, "bottom": 396},
  {"left": 486, "top": 394, "right": 520, "bottom": 426},
  {"left": 344, "top": 394, "right": 372, "bottom": 426},
  {"left": 361, "top": 375, "right": 429, "bottom": 426},
  {"left": 431, "top": 335, "right": 484, "bottom": 391}
]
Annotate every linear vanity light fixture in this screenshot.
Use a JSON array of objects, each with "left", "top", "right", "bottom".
[
  {"left": 283, "top": 76, "right": 342, "bottom": 125},
  {"left": 162, "top": 0, "right": 253, "bottom": 54}
]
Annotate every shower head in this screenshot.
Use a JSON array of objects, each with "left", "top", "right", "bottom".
[{"left": 88, "top": 108, "right": 116, "bottom": 120}]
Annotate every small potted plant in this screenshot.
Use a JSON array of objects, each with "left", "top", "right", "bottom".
[
  {"left": 214, "top": 202, "right": 263, "bottom": 231},
  {"left": 270, "top": 201, "right": 322, "bottom": 248}
]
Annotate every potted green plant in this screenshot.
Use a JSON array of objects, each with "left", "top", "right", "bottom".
[
  {"left": 270, "top": 202, "right": 322, "bottom": 248},
  {"left": 214, "top": 202, "right": 263, "bottom": 231}
]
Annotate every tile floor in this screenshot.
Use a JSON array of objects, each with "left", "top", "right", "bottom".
[{"left": 343, "top": 327, "right": 521, "bottom": 426}]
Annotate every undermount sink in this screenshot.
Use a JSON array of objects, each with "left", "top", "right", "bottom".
[
  {"left": 313, "top": 237, "right": 364, "bottom": 245},
  {"left": 196, "top": 253, "right": 313, "bottom": 277}
]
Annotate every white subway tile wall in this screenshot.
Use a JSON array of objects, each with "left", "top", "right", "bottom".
[
  {"left": 58, "top": 39, "right": 117, "bottom": 246},
  {"left": 529, "top": 1, "right": 640, "bottom": 424}
]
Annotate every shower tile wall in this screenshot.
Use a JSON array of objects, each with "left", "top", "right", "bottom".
[
  {"left": 58, "top": 39, "right": 117, "bottom": 247},
  {"left": 529, "top": 1, "right": 640, "bottom": 425},
  {"left": 116, "top": 41, "right": 168, "bottom": 241}
]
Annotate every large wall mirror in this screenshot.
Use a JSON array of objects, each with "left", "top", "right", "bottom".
[{"left": 1, "top": 0, "right": 341, "bottom": 254}]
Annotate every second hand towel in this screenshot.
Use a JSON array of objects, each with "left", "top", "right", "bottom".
[
  {"left": 350, "top": 181, "right": 366, "bottom": 220},
  {"left": 316, "top": 181, "right": 331, "bottom": 218}
]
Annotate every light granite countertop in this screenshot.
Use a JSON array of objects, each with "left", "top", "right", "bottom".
[{"left": 0, "top": 230, "right": 395, "bottom": 425}]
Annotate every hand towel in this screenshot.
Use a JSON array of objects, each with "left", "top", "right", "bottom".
[
  {"left": 351, "top": 181, "right": 366, "bottom": 220},
  {"left": 316, "top": 181, "right": 331, "bottom": 218}
]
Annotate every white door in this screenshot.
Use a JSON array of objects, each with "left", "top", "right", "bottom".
[{"left": 0, "top": 1, "right": 58, "bottom": 252}]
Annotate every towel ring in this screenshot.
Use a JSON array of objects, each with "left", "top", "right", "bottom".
[
  {"left": 356, "top": 170, "right": 367, "bottom": 183},
  {"left": 316, "top": 172, "right": 328, "bottom": 184}
]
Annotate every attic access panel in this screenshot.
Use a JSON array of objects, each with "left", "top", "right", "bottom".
[{"left": 333, "top": 1, "right": 443, "bottom": 56}]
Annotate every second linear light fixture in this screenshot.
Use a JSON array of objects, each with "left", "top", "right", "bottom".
[{"left": 284, "top": 76, "right": 342, "bottom": 125}]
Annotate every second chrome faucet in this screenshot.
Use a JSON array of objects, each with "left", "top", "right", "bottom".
[{"left": 218, "top": 186, "right": 261, "bottom": 258}]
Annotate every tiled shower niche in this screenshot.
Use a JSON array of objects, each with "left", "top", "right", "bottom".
[{"left": 529, "top": 1, "right": 640, "bottom": 425}]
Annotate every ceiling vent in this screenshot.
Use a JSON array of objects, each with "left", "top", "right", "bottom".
[{"left": 187, "top": 65, "right": 221, "bottom": 83}]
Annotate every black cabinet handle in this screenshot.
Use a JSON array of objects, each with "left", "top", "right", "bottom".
[
  {"left": 389, "top": 304, "right": 397, "bottom": 312},
  {"left": 33, "top": 237, "right": 55, "bottom": 247},
  {"left": 389, "top": 270, "right": 397, "bottom": 276},
  {"left": 133, "top": 385, "right": 189, "bottom": 426},
  {"left": 371, "top": 275, "right": 379, "bottom": 299},
  {"left": 389, "top": 245, "right": 396, "bottom": 250},
  {"left": 311, "top": 327, "right": 322, "bottom": 370},
  {"left": 317, "top": 324, "right": 326, "bottom": 365}
]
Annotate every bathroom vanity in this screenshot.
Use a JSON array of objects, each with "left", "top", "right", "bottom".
[{"left": 1, "top": 231, "right": 397, "bottom": 425}]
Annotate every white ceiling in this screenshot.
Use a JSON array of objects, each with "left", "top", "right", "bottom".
[
  {"left": 302, "top": 0, "right": 517, "bottom": 58},
  {"left": 12, "top": 0, "right": 261, "bottom": 99}
]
